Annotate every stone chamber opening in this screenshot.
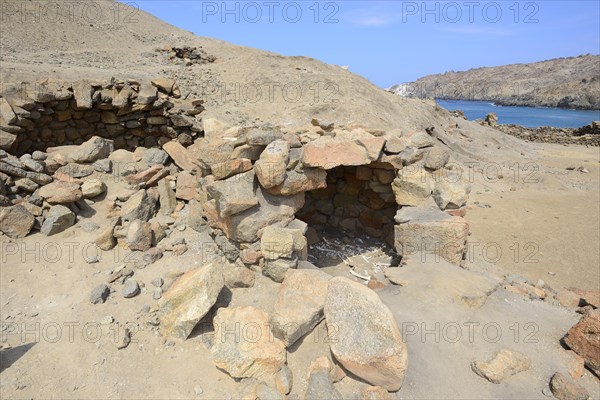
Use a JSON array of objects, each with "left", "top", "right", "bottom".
[{"left": 295, "top": 165, "right": 400, "bottom": 271}]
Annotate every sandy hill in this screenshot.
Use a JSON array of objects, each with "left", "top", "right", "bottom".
[
  {"left": 390, "top": 55, "right": 600, "bottom": 110},
  {"left": 0, "top": 0, "right": 529, "bottom": 162}
]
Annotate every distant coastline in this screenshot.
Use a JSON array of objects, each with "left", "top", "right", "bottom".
[
  {"left": 436, "top": 99, "right": 600, "bottom": 129},
  {"left": 389, "top": 54, "right": 600, "bottom": 111},
  {"left": 434, "top": 96, "right": 600, "bottom": 111}
]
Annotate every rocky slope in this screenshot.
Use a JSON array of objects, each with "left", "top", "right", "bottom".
[
  {"left": 390, "top": 55, "right": 600, "bottom": 110},
  {"left": 1, "top": 2, "right": 599, "bottom": 400}
]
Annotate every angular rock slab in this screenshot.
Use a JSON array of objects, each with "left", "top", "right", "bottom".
[
  {"left": 158, "top": 263, "right": 224, "bottom": 340},
  {"left": 563, "top": 309, "right": 600, "bottom": 376},
  {"left": 549, "top": 372, "right": 589, "bottom": 400},
  {"left": 267, "top": 168, "right": 327, "bottom": 196},
  {"left": 254, "top": 140, "right": 289, "bottom": 189},
  {"left": 0, "top": 205, "right": 35, "bottom": 238},
  {"left": 162, "top": 141, "right": 200, "bottom": 173},
  {"left": 301, "top": 137, "right": 371, "bottom": 169},
  {"left": 270, "top": 269, "right": 331, "bottom": 347},
  {"left": 394, "top": 206, "right": 469, "bottom": 266},
  {"left": 392, "top": 169, "right": 433, "bottom": 206},
  {"left": 211, "top": 306, "right": 286, "bottom": 379},
  {"left": 47, "top": 136, "right": 113, "bottom": 164},
  {"left": 206, "top": 170, "right": 259, "bottom": 218},
  {"left": 260, "top": 225, "right": 306, "bottom": 260},
  {"left": 204, "top": 185, "right": 303, "bottom": 243},
  {"left": 40, "top": 205, "right": 76, "bottom": 236},
  {"left": 120, "top": 189, "right": 156, "bottom": 222},
  {"left": 432, "top": 176, "right": 471, "bottom": 210},
  {"left": 305, "top": 366, "right": 342, "bottom": 399},
  {"left": 471, "top": 349, "right": 531, "bottom": 384},
  {"left": 324, "top": 277, "right": 408, "bottom": 391},
  {"left": 38, "top": 181, "right": 82, "bottom": 204}
]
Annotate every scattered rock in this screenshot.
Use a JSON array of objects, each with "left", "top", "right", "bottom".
[
  {"left": 549, "top": 372, "right": 589, "bottom": 400},
  {"left": 142, "top": 148, "right": 169, "bottom": 166},
  {"left": 384, "top": 268, "right": 408, "bottom": 286},
  {"left": 238, "top": 380, "right": 284, "bottom": 400},
  {"left": 566, "top": 287, "right": 600, "bottom": 309},
  {"left": 305, "top": 357, "right": 342, "bottom": 399},
  {"left": 561, "top": 350, "right": 585, "bottom": 380},
  {"left": 162, "top": 141, "right": 199, "bottom": 173},
  {"left": 324, "top": 277, "right": 408, "bottom": 391},
  {"left": 120, "top": 189, "right": 156, "bottom": 222},
  {"left": 273, "top": 365, "right": 293, "bottom": 395},
  {"left": 81, "top": 180, "right": 107, "bottom": 199},
  {"left": 270, "top": 269, "right": 331, "bottom": 347},
  {"left": 142, "top": 247, "right": 163, "bottom": 266},
  {"left": 557, "top": 290, "right": 583, "bottom": 308},
  {"left": 117, "top": 328, "right": 132, "bottom": 350},
  {"left": 187, "top": 199, "right": 206, "bottom": 232},
  {"left": 92, "top": 159, "right": 112, "bottom": 173},
  {"left": 471, "top": 349, "right": 531, "bottom": 384},
  {"left": 94, "top": 218, "right": 119, "bottom": 251},
  {"left": 90, "top": 284, "right": 110, "bottom": 304},
  {"left": 158, "top": 263, "right": 224, "bottom": 339},
  {"left": 432, "top": 176, "right": 471, "bottom": 210},
  {"left": 40, "top": 205, "right": 76, "bottom": 236},
  {"left": 151, "top": 278, "right": 164, "bottom": 288},
  {"left": 392, "top": 169, "right": 433, "bottom": 206},
  {"left": 70, "top": 137, "right": 114, "bottom": 163},
  {"left": 563, "top": 309, "right": 600, "bottom": 376},
  {"left": 0, "top": 205, "right": 35, "bottom": 238},
  {"left": 362, "top": 386, "right": 391, "bottom": 400},
  {"left": 81, "top": 221, "right": 100, "bottom": 232},
  {"left": 175, "top": 171, "right": 197, "bottom": 201},
  {"left": 424, "top": 147, "right": 450, "bottom": 170},
  {"left": 255, "top": 140, "right": 289, "bottom": 189},
  {"left": 38, "top": 181, "right": 82, "bottom": 204},
  {"left": 263, "top": 257, "right": 298, "bottom": 283},
  {"left": 126, "top": 220, "right": 154, "bottom": 251},
  {"left": 122, "top": 279, "right": 140, "bottom": 298},
  {"left": 211, "top": 306, "right": 286, "bottom": 379},
  {"left": 222, "top": 260, "right": 255, "bottom": 288},
  {"left": 157, "top": 178, "right": 177, "bottom": 215}
]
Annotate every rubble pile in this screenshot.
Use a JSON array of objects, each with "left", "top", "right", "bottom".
[
  {"left": 2, "top": 77, "right": 598, "bottom": 398},
  {"left": 155, "top": 45, "right": 216, "bottom": 66}
]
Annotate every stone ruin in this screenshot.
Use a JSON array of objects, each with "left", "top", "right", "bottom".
[
  {"left": 0, "top": 77, "right": 475, "bottom": 395},
  {"left": 0, "top": 77, "right": 203, "bottom": 155},
  {"left": 0, "top": 77, "right": 473, "bottom": 277}
]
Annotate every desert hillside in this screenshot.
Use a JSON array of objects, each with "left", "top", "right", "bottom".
[
  {"left": 0, "top": 0, "right": 461, "bottom": 133},
  {"left": 1, "top": 2, "right": 599, "bottom": 400},
  {"left": 390, "top": 54, "right": 600, "bottom": 110}
]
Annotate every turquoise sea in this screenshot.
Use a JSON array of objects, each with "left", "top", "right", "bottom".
[{"left": 436, "top": 99, "right": 600, "bottom": 128}]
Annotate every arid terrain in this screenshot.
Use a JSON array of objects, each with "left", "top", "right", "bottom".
[
  {"left": 1, "top": 1, "right": 599, "bottom": 399},
  {"left": 390, "top": 54, "right": 600, "bottom": 110}
]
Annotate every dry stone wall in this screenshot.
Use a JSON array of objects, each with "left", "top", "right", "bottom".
[
  {"left": 0, "top": 77, "right": 478, "bottom": 396},
  {"left": 1, "top": 77, "right": 473, "bottom": 273},
  {"left": 0, "top": 78, "right": 205, "bottom": 155},
  {"left": 297, "top": 165, "right": 398, "bottom": 245}
]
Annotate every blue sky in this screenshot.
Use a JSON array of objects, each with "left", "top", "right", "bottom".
[{"left": 133, "top": 1, "right": 600, "bottom": 88}]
